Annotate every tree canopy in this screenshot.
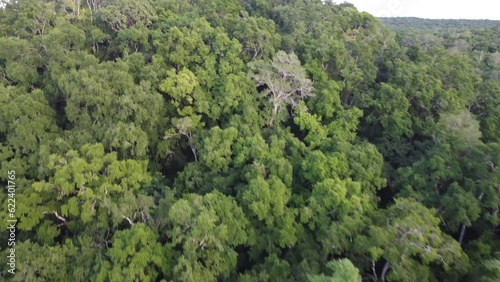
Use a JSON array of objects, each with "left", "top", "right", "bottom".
[{"left": 0, "top": 1, "right": 498, "bottom": 281}]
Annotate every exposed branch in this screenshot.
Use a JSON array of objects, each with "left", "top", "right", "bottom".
[
  {"left": 381, "top": 261, "right": 390, "bottom": 282},
  {"left": 460, "top": 192, "right": 486, "bottom": 245},
  {"left": 123, "top": 215, "right": 134, "bottom": 226},
  {"left": 44, "top": 211, "right": 67, "bottom": 225},
  {"left": 459, "top": 224, "right": 467, "bottom": 245}
]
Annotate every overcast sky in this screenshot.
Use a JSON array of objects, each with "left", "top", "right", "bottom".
[{"left": 341, "top": 0, "right": 500, "bottom": 20}]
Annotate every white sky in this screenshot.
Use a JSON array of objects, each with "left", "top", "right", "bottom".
[{"left": 341, "top": 0, "right": 500, "bottom": 20}]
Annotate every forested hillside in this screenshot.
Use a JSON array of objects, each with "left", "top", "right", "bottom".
[
  {"left": 0, "top": 0, "right": 498, "bottom": 281},
  {"left": 380, "top": 17, "right": 500, "bottom": 30}
]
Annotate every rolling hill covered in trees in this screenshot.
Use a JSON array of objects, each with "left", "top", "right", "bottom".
[
  {"left": 380, "top": 17, "right": 500, "bottom": 30},
  {"left": 0, "top": 0, "right": 499, "bottom": 281}
]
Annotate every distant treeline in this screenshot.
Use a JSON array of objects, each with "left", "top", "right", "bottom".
[{"left": 379, "top": 17, "right": 500, "bottom": 30}]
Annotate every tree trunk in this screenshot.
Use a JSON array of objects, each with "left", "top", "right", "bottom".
[
  {"left": 459, "top": 224, "right": 467, "bottom": 245},
  {"left": 191, "top": 145, "right": 198, "bottom": 163},
  {"left": 372, "top": 260, "right": 378, "bottom": 281},
  {"left": 381, "top": 261, "right": 390, "bottom": 282},
  {"left": 459, "top": 192, "right": 484, "bottom": 245},
  {"left": 269, "top": 103, "right": 279, "bottom": 127}
]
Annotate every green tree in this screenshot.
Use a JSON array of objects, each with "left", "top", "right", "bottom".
[
  {"left": 367, "top": 199, "right": 468, "bottom": 282},
  {"left": 166, "top": 191, "right": 249, "bottom": 281},
  {"left": 223, "top": 12, "right": 281, "bottom": 60},
  {"left": 308, "top": 259, "right": 361, "bottom": 282},
  {"left": 98, "top": 0, "right": 157, "bottom": 32},
  {"left": 18, "top": 143, "right": 153, "bottom": 244},
  {"left": 96, "top": 224, "right": 166, "bottom": 282}
]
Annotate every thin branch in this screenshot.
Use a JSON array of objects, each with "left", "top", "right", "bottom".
[
  {"left": 122, "top": 215, "right": 134, "bottom": 226},
  {"left": 44, "top": 211, "right": 68, "bottom": 225}
]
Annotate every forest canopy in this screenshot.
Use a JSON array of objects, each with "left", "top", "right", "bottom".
[{"left": 0, "top": 0, "right": 499, "bottom": 281}]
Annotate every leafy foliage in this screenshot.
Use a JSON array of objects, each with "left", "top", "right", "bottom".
[{"left": 0, "top": 1, "right": 498, "bottom": 281}]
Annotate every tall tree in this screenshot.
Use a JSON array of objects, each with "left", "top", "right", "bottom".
[{"left": 248, "top": 50, "right": 313, "bottom": 126}]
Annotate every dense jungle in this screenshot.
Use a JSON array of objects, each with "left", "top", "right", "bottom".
[{"left": 0, "top": 0, "right": 499, "bottom": 281}]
